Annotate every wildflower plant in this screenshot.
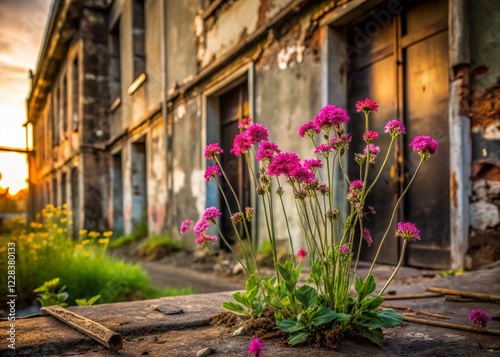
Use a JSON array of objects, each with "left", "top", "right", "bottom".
[{"left": 185, "top": 101, "right": 438, "bottom": 346}]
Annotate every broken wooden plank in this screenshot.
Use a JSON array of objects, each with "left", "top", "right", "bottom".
[
  {"left": 403, "top": 315, "right": 500, "bottom": 336},
  {"left": 426, "top": 287, "right": 500, "bottom": 301},
  {"left": 381, "top": 304, "right": 452, "bottom": 319},
  {"left": 41, "top": 306, "right": 122, "bottom": 350},
  {"left": 382, "top": 293, "right": 442, "bottom": 300}
]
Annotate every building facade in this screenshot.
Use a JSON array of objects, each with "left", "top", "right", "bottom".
[{"left": 27, "top": 0, "right": 500, "bottom": 269}]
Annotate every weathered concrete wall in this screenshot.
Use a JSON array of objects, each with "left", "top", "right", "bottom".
[
  {"left": 149, "top": 120, "right": 168, "bottom": 235},
  {"left": 166, "top": 0, "right": 201, "bottom": 92},
  {"left": 170, "top": 97, "right": 204, "bottom": 245},
  {"left": 467, "top": 0, "right": 500, "bottom": 267}
]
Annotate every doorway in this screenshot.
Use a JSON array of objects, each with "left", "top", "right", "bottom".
[{"left": 347, "top": 0, "right": 450, "bottom": 268}]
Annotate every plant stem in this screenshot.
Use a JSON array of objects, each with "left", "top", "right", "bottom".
[
  {"left": 378, "top": 239, "right": 407, "bottom": 296},
  {"left": 367, "top": 158, "right": 424, "bottom": 276}
]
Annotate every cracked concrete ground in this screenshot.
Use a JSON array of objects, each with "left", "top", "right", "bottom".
[{"left": 1, "top": 265, "right": 499, "bottom": 356}]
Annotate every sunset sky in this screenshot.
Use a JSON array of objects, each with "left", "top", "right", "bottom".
[{"left": 0, "top": 0, "right": 51, "bottom": 194}]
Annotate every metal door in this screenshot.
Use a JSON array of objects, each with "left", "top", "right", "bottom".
[{"left": 347, "top": 0, "right": 450, "bottom": 268}]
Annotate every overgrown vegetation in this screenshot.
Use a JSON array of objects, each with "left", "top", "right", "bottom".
[
  {"left": 138, "top": 234, "right": 184, "bottom": 257},
  {"left": 0, "top": 204, "right": 191, "bottom": 308}
]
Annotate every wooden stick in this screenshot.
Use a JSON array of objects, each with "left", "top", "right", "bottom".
[
  {"left": 381, "top": 304, "right": 452, "bottom": 319},
  {"left": 403, "top": 315, "right": 500, "bottom": 336},
  {"left": 426, "top": 287, "right": 500, "bottom": 301},
  {"left": 381, "top": 293, "right": 441, "bottom": 300},
  {"left": 41, "top": 306, "right": 122, "bottom": 350}
]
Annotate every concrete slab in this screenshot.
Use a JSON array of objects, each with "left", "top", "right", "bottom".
[{"left": 1, "top": 267, "right": 499, "bottom": 356}]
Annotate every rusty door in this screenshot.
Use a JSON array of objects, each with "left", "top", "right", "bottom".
[
  {"left": 347, "top": 0, "right": 450, "bottom": 268},
  {"left": 219, "top": 82, "right": 251, "bottom": 245}
]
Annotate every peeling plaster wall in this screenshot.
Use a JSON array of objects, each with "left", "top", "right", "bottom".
[
  {"left": 200, "top": 0, "right": 260, "bottom": 68},
  {"left": 170, "top": 97, "right": 204, "bottom": 245},
  {"left": 166, "top": 0, "right": 201, "bottom": 92},
  {"left": 149, "top": 122, "right": 168, "bottom": 235},
  {"left": 467, "top": 0, "right": 500, "bottom": 268}
]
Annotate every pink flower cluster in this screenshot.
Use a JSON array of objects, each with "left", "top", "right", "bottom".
[
  {"left": 313, "top": 104, "right": 350, "bottom": 132},
  {"left": 363, "top": 130, "right": 378, "bottom": 143},
  {"left": 296, "top": 248, "right": 307, "bottom": 262},
  {"left": 363, "top": 228, "right": 372, "bottom": 247},
  {"left": 248, "top": 337, "right": 265, "bottom": 357},
  {"left": 469, "top": 309, "right": 490, "bottom": 329},
  {"left": 256, "top": 141, "right": 280, "bottom": 162},
  {"left": 204, "top": 165, "right": 221, "bottom": 182},
  {"left": 384, "top": 120, "right": 406, "bottom": 137},
  {"left": 409, "top": 135, "right": 438, "bottom": 158},
  {"left": 330, "top": 133, "right": 352, "bottom": 152},
  {"left": 231, "top": 123, "right": 269, "bottom": 156},
  {"left": 395, "top": 222, "right": 420, "bottom": 242},
  {"left": 356, "top": 98, "right": 379, "bottom": 113},
  {"left": 339, "top": 245, "right": 351, "bottom": 254},
  {"left": 204, "top": 143, "right": 223, "bottom": 160},
  {"left": 298, "top": 121, "right": 320, "bottom": 138},
  {"left": 180, "top": 219, "right": 191, "bottom": 235}
]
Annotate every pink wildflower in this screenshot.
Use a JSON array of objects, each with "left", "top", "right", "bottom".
[
  {"left": 351, "top": 180, "right": 364, "bottom": 190},
  {"left": 290, "top": 166, "right": 315, "bottom": 184},
  {"left": 339, "top": 245, "right": 351, "bottom": 254},
  {"left": 364, "top": 144, "right": 380, "bottom": 155},
  {"left": 231, "top": 132, "right": 252, "bottom": 156},
  {"left": 246, "top": 123, "right": 269, "bottom": 145},
  {"left": 330, "top": 133, "right": 352, "bottom": 152},
  {"left": 384, "top": 120, "right": 406, "bottom": 138},
  {"left": 204, "top": 143, "right": 223, "bottom": 160},
  {"left": 296, "top": 248, "right": 307, "bottom": 262},
  {"left": 180, "top": 219, "right": 192, "bottom": 235},
  {"left": 303, "top": 159, "right": 323, "bottom": 171},
  {"left": 395, "top": 222, "right": 420, "bottom": 242},
  {"left": 469, "top": 309, "right": 490, "bottom": 329},
  {"left": 238, "top": 118, "right": 252, "bottom": 129},
  {"left": 195, "top": 233, "right": 217, "bottom": 245},
  {"left": 204, "top": 165, "right": 221, "bottom": 181},
  {"left": 248, "top": 337, "right": 265, "bottom": 357},
  {"left": 267, "top": 152, "right": 301, "bottom": 177},
  {"left": 409, "top": 135, "right": 438, "bottom": 160},
  {"left": 202, "top": 206, "right": 222, "bottom": 222},
  {"left": 231, "top": 212, "right": 244, "bottom": 224},
  {"left": 298, "top": 121, "right": 319, "bottom": 138},
  {"left": 193, "top": 219, "right": 209, "bottom": 234},
  {"left": 363, "top": 228, "right": 373, "bottom": 247},
  {"left": 256, "top": 141, "right": 281, "bottom": 162},
  {"left": 356, "top": 98, "right": 378, "bottom": 113},
  {"left": 313, "top": 104, "right": 350, "bottom": 132},
  {"left": 363, "top": 130, "right": 378, "bottom": 143},
  {"left": 314, "top": 144, "right": 333, "bottom": 155}
]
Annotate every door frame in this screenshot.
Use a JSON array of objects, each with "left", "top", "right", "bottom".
[
  {"left": 320, "top": 0, "right": 471, "bottom": 269},
  {"left": 202, "top": 63, "right": 257, "bottom": 246}
]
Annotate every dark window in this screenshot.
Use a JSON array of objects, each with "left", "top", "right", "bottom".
[
  {"left": 109, "top": 19, "right": 121, "bottom": 102},
  {"left": 62, "top": 76, "right": 68, "bottom": 136},
  {"left": 52, "top": 90, "right": 59, "bottom": 146},
  {"left": 61, "top": 172, "right": 67, "bottom": 206},
  {"left": 72, "top": 57, "right": 79, "bottom": 131},
  {"left": 52, "top": 178, "right": 58, "bottom": 206},
  {"left": 132, "top": 0, "right": 146, "bottom": 80}
]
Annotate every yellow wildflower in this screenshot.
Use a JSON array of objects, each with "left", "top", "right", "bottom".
[
  {"left": 103, "top": 231, "right": 113, "bottom": 238},
  {"left": 79, "top": 229, "right": 88, "bottom": 235},
  {"left": 98, "top": 238, "right": 109, "bottom": 244},
  {"left": 82, "top": 239, "right": 90, "bottom": 245},
  {"left": 60, "top": 218, "right": 68, "bottom": 224},
  {"left": 57, "top": 228, "right": 63, "bottom": 234}
]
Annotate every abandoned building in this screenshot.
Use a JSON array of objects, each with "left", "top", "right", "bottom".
[{"left": 26, "top": 0, "right": 499, "bottom": 270}]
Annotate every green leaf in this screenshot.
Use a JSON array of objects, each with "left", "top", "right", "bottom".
[
  {"left": 310, "top": 260, "right": 322, "bottom": 286},
  {"left": 56, "top": 292, "right": 69, "bottom": 303},
  {"left": 361, "top": 329, "right": 384, "bottom": 346},
  {"left": 378, "top": 309, "right": 403, "bottom": 328},
  {"left": 362, "top": 296, "right": 384, "bottom": 310},
  {"left": 355, "top": 275, "right": 363, "bottom": 294},
  {"left": 295, "top": 285, "right": 317, "bottom": 308},
  {"left": 277, "top": 318, "right": 306, "bottom": 333},
  {"left": 336, "top": 313, "right": 351, "bottom": 322},
  {"left": 288, "top": 331, "right": 309, "bottom": 345},
  {"left": 356, "top": 274, "right": 376, "bottom": 301},
  {"left": 311, "top": 306, "right": 337, "bottom": 327},
  {"left": 232, "top": 292, "right": 249, "bottom": 307},
  {"left": 246, "top": 285, "right": 259, "bottom": 303},
  {"left": 222, "top": 301, "right": 245, "bottom": 314},
  {"left": 86, "top": 295, "right": 101, "bottom": 306},
  {"left": 245, "top": 275, "right": 259, "bottom": 292},
  {"left": 277, "top": 263, "right": 292, "bottom": 284}
]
